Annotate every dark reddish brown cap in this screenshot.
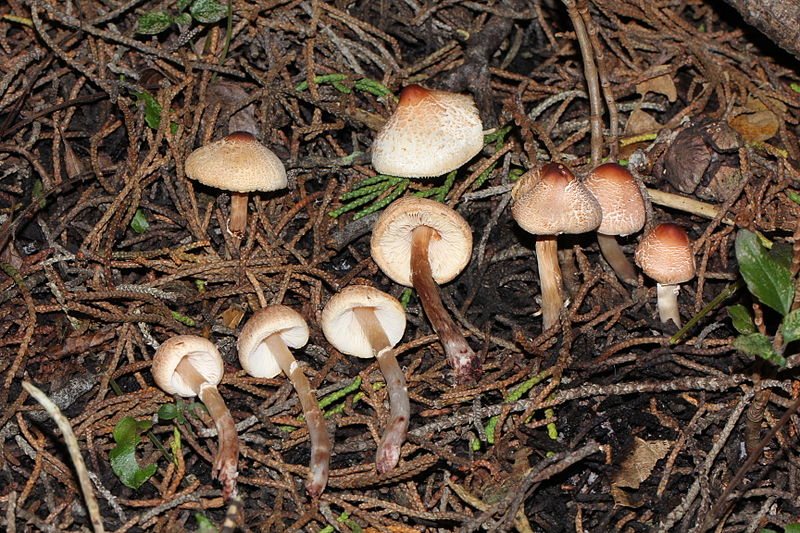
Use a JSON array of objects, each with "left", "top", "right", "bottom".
[
  {"left": 634, "top": 223, "right": 696, "bottom": 284},
  {"left": 584, "top": 163, "right": 646, "bottom": 237}
]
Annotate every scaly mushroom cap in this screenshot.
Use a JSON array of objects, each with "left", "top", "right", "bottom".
[
  {"left": 184, "top": 132, "right": 287, "bottom": 193},
  {"left": 634, "top": 223, "right": 696, "bottom": 284},
  {"left": 238, "top": 305, "right": 310, "bottom": 378},
  {"left": 371, "top": 196, "right": 472, "bottom": 286},
  {"left": 584, "top": 163, "right": 646, "bottom": 237},
  {"left": 152, "top": 336, "right": 224, "bottom": 397},
  {"left": 371, "top": 85, "right": 484, "bottom": 177},
  {"left": 321, "top": 285, "right": 406, "bottom": 358},
  {"left": 511, "top": 163, "right": 602, "bottom": 235}
]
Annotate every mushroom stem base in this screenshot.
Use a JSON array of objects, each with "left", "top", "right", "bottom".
[
  {"left": 411, "top": 225, "right": 481, "bottom": 383},
  {"left": 228, "top": 192, "right": 249, "bottom": 241},
  {"left": 597, "top": 233, "right": 638, "bottom": 285},
  {"left": 536, "top": 236, "right": 563, "bottom": 331},
  {"left": 656, "top": 283, "right": 682, "bottom": 327},
  {"left": 266, "top": 334, "right": 331, "bottom": 497}
]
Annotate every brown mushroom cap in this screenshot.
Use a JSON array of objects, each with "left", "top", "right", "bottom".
[
  {"left": 321, "top": 285, "right": 406, "bottom": 359},
  {"left": 237, "top": 305, "right": 310, "bottom": 378},
  {"left": 184, "top": 132, "right": 287, "bottom": 193},
  {"left": 152, "top": 336, "right": 224, "bottom": 397},
  {"left": 634, "top": 223, "right": 696, "bottom": 284},
  {"left": 371, "top": 85, "right": 484, "bottom": 178},
  {"left": 371, "top": 196, "right": 472, "bottom": 286},
  {"left": 584, "top": 163, "right": 646, "bottom": 237},
  {"left": 511, "top": 163, "right": 602, "bottom": 235}
]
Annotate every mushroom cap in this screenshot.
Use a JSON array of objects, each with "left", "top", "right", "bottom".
[
  {"left": 152, "top": 335, "right": 224, "bottom": 397},
  {"left": 184, "top": 132, "right": 287, "bottom": 193},
  {"left": 371, "top": 85, "right": 484, "bottom": 178},
  {"left": 634, "top": 223, "right": 696, "bottom": 284},
  {"left": 321, "top": 285, "right": 406, "bottom": 358},
  {"left": 371, "top": 196, "right": 472, "bottom": 286},
  {"left": 237, "top": 305, "right": 309, "bottom": 379},
  {"left": 511, "top": 163, "right": 602, "bottom": 236},
  {"left": 584, "top": 163, "right": 646, "bottom": 237}
]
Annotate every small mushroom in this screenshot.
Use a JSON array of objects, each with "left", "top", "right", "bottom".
[
  {"left": 184, "top": 132, "right": 287, "bottom": 243},
  {"left": 511, "top": 163, "right": 602, "bottom": 330},
  {"left": 371, "top": 196, "right": 480, "bottom": 383},
  {"left": 237, "top": 305, "right": 331, "bottom": 497},
  {"left": 321, "top": 285, "right": 408, "bottom": 473},
  {"left": 371, "top": 84, "right": 484, "bottom": 178},
  {"left": 152, "top": 335, "right": 239, "bottom": 500},
  {"left": 634, "top": 223, "right": 696, "bottom": 327},
  {"left": 584, "top": 163, "right": 646, "bottom": 285}
]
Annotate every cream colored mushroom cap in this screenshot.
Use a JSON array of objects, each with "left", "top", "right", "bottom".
[
  {"left": 152, "top": 335, "right": 224, "bottom": 397},
  {"left": 237, "top": 305, "right": 309, "bottom": 379},
  {"left": 184, "top": 132, "right": 287, "bottom": 193},
  {"left": 511, "top": 163, "right": 602, "bottom": 236},
  {"left": 584, "top": 163, "right": 645, "bottom": 236},
  {"left": 321, "top": 285, "right": 406, "bottom": 358},
  {"left": 371, "top": 196, "right": 472, "bottom": 286},
  {"left": 635, "top": 223, "right": 696, "bottom": 284},
  {"left": 371, "top": 85, "right": 484, "bottom": 178}
]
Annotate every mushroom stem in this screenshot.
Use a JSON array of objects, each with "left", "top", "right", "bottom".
[
  {"left": 229, "top": 192, "right": 249, "bottom": 240},
  {"left": 597, "top": 233, "right": 638, "bottom": 285},
  {"left": 264, "top": 333, "right": 330, "bottom": 497},
  {"left": 656, "top": 283, "right": 682, "bottom": 327},
  {"left": 175, "top": 357, "right": 239, "bottom": 500},
  {"left": 535, "top": 236, "right": 563, "bottom": 331},
  {"left": 353, "top": 307, "right": 409, "bottom": 474},
  {"left": 411, "top": 225, "right": 481, "bottom": 383}
]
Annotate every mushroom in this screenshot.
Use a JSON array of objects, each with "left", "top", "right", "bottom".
[
  {"left": 152, "top": 335, "right": 239, "bottom": 500},
  {"left": 184, "top": 132, "right": 287, "bottom": 243},
  {"left": 371, "top": 84, "right": 484, "bottom": 178},
  {"left": 583, "top": 162, "right": 646, "bottom": 285},
  {"left": 511, "top": 163, "right": 602, "bottom": 330},
  {"left": 634, "top": 223, "right": 696, "bottom": 327},
  {"left": 237, "top": 305, "right": 330, "bottom": 497},
  {"left": 321, "top": 285, "right": 408, "bottom": 473},
  {"left": 371, "top": 196, "right": 480, "bottom": 383}
]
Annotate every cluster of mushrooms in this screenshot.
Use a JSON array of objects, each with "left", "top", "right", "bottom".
[{"left": 150, "top": 84, "right": 698, "bottom": 501}]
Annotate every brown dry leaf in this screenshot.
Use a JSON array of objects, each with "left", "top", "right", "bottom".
[
  {"left": 220, "top": 305, "right": 245, "bottom": 329},
  {"left": 729, "top": 111, "right": 779, "bottom": 143},
  {"left": 611, "top": 437, "right": 671, "bottom": 507},
  {"left": 635, "top": 74, "right": 677, "bottom": 102},
  {"left": 625, "top": 108, "right": 662, "bottom": 136}
]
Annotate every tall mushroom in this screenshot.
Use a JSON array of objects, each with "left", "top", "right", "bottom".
[
  {"left": 634, "top": 223, "right": 696, "bottom": 327},
  {"left": 511, "top": 163, "right": 602, "bottom": 330},
  {"left": 321, "top": 285, "right": 408, "bottom": 473},
  {"left": 583, "top": 162, "right": 646, "bottom": 285},
  {"left": 184, "top": 132, "right": 287, "bottom": 243},
  {"left": 152, "top": 335, "right": 239, "bottom": 500},
  {"left": 371, "top": 196, "right": 480, "bottom": 383},
  {"left": 237, "top": 305, "right": 331, "bottom": 497},
  {"left": 372, "top": 84, "right": 484, "bottom": 178}
]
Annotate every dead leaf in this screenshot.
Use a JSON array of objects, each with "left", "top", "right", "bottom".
[
  {"left": 611, "top": 437, "right": 671, "bottom": 507},
  {"left": 220, "top": 306, "right": 245, "bottom": 329},
  {"left": 625, "top": 108, "right": 662, "bottom": 136},
  {"left": 635, "top": 74, "right": 677, "bottom": 102},
  {"left": 729, "top": 111, "right": 779, "bottom": 143}
]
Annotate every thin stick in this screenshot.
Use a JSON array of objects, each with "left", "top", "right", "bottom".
[
  {"left": 646, "top": 188, "right": 734, "bottom": 225},
  {"left": 22, "top": 382, "right": 106, "bottom": 533}
]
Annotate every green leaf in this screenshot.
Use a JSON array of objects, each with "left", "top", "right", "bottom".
[
  {"left": 735, "top": 229, "right": 793, "bottom": 316},
  {"left": 194, "top": 513, "right": 218, "bottom": 533},
  {"left": 177, "top": 0, "right": 193, "bottom": 11},
  {"left": 158, "top": 403, "right": 179, "bottom": 421},
  {"left": 787, "top": 190, "right": 800, "bottom": 205},
  {"left": 132, "top": 90, "right": 163, "bottom": 130},
  {"left": 791, "top": 83, "right": 800, "bottom": 94},
  {"left": 727, "top": 304, "right": 756, "bottom": 334},
  {"left": 190, "top": 0, "right": 228, "bottom": 23},
  {"left": 170, "top": 426, "right": 182, "bottom": 465},
  {"left": 110, "top": 417, "right": 157, "bottom": 489},
  {"left": 130, "top": 209, "right": 149, "bottom": 234},
  {"left": 785, "top": 524, "right": 800, "bottom": 533},
  {"left": 733, "top": 333, "right": 786, "bottom": 367},
  {"left": 781, "top": 309, "right": 800, "bottom": 344},
  {"left": 173, "top": 12, "right": 192, "bottom": 27},
  {"left": 137, "top": 12, "right": 173, "bottom": 34}
]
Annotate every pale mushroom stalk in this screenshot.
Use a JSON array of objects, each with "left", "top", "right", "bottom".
[
  {"left": 175, "top": 357, "right": 239, "bottom": 499},
  {"left": 229, "top": 192, "right": 250, "bottom": 239},
  {"left": 535, "top": 236, "right": 564, "bottom": 331},
  {"left": 352, "top": 307, "right": 409, "bottom": 474},
  {"left": 596, "top": 233, "right": 638, "bottom": 285},
  {"left": 656, "top": 283, "right": 682, "bottom": 327},
  {"left": 411, "top": 225, "right": 480, "bottom": 383},
  {"left": 262, "top": 333, "right": 331, "bottom": 498}
]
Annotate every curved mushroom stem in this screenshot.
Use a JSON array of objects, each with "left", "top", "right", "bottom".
[
  {"left": 265, "top": 334, "right": 331, "bottom": 498},
  {"left": 656, "top": 282, "right": 682, "bottom": 327},
  {"left": 597, "top": 233, "right": 638, "bottom": 285},
  {"left": 353, "top": 307, "right": 410, "bottom": 474},
  {"left": 411, "top": 225, "right": 481, "bottom": 383},
  {"left": 175, "top": 357, "right": 239, "bottom": 501},
  {"left": 535, "top": 236, "right": 563, "bottom": 331}
]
